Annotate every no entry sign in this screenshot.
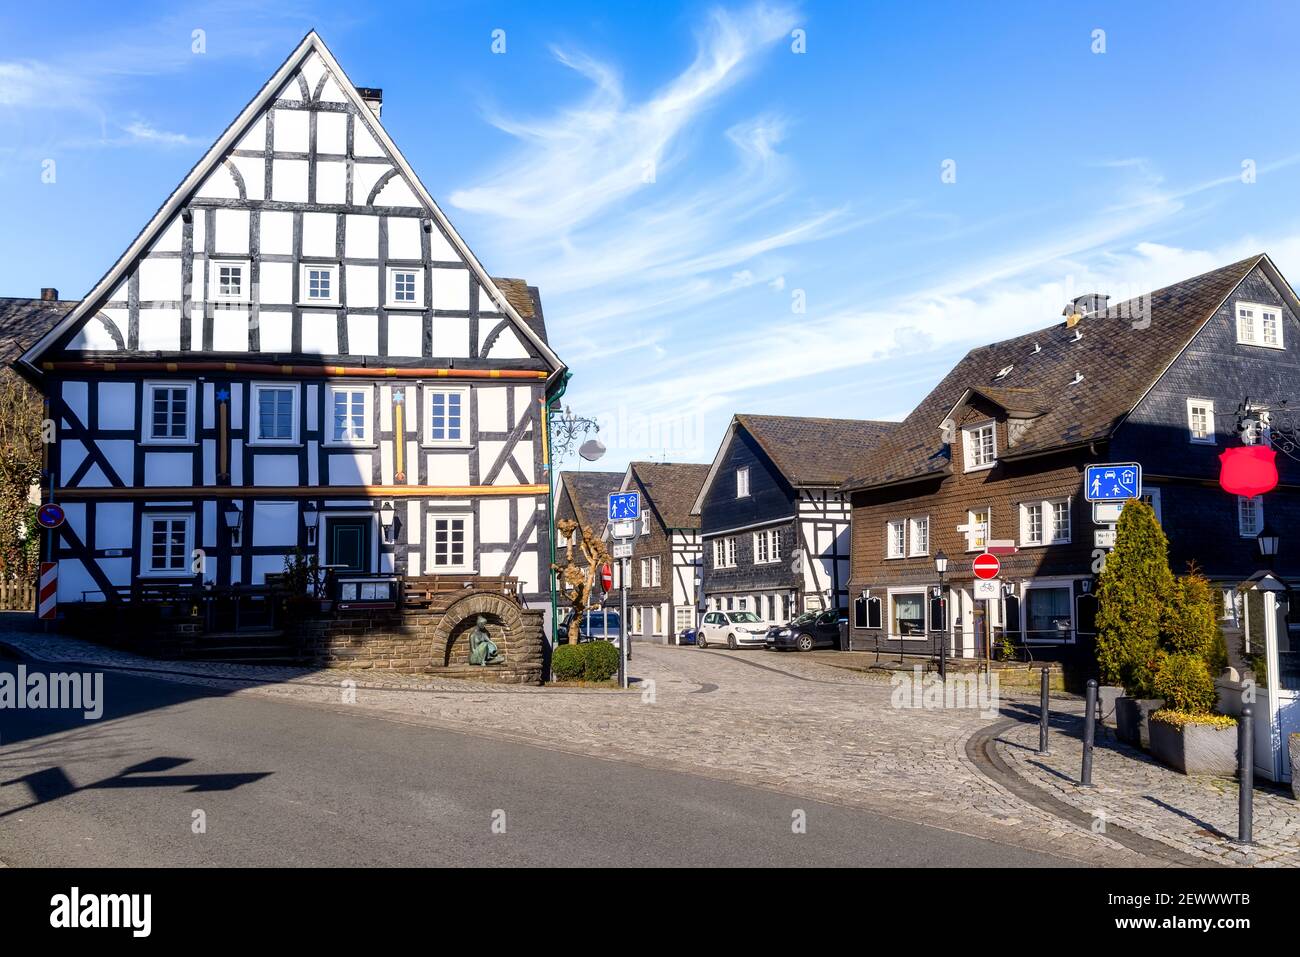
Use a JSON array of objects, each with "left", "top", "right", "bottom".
[{"left": 973, "top": 552, "right": 1001, "bottom": 580}]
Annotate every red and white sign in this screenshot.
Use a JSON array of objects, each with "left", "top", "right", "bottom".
[
  {"left": 973, "top": 553, "right": 1001, "bottom": 580},
  {"left": 599, "top": 563, "right": 613, "bottom": 592},
  {"left": 38, "top": 562, "right": 57, "bottom": 620}
]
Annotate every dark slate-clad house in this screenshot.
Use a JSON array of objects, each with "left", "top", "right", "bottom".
[
  {"left": 842, "top": 254, "right": 1300, "bottom": 665},
  {"left": 693, "top": 414, "right": 896, "bottom": 622},
  {"left": 618, "top": 461, "right": 708, "bottom": 643}
]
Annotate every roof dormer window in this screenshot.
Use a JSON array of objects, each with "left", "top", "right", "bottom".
[{"left": 962, "top": 421, "right": 996, "bottom": 472}]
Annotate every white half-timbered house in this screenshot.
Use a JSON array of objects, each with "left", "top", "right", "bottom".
[{"left": 18, "top": 33, "right": 566, "bottom": 620}]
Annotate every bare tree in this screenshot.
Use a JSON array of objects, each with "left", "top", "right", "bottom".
[{"left": 552, "top": 517, "right": 612, "bottom": 644}]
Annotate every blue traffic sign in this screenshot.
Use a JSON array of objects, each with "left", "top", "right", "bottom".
[
  {"left": 608, "top": 491, "right": 640, "bottom": 521},
  {"left": 36, "top": 502, "right": 65, "bottom": 529},
  {"left": 1084, "top": 463, "right": 1142, "bottom": 502}
]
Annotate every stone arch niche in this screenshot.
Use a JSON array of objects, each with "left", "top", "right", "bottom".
[{"left": 432, "top": 591, "right": 527, "bottom": 669}]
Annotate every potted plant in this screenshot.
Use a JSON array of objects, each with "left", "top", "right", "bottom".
[
  {"left": 281, "top": 548, "right": 328, "bottom": 621},
  {"left": 1144, "top": 577, "right": 1238, "bottom": 775},
  {"left": 1096, "top": 500, "right": 1172, "bottom": 748}
]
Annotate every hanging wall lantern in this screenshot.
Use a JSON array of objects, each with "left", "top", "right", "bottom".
[{"left": 1218, "top": 445, "right": 1279, "bottom": 497}]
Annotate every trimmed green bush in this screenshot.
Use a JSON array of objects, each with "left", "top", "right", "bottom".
[
  {"left": 1095, "top": 499, "right": 1172, "bottom": 696},
  {"left": 1152, "top": 652, "right": 1216, "bottom": 715},
  {"left": 551, "top": 644, "right": 585, "bottom": 680},
  {"left": 1162, "top": 571, "right": 1220, "bottom": 660},
  {"left": 583, "top": 640, "right": 620, "bottom": 682}
]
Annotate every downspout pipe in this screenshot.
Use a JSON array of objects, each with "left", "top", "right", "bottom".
[{"left": 545, "top": 371, "right": 572, "bottom": 646}]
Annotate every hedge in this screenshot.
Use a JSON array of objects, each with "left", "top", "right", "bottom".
[{"left": 551, "top": 640, "right": 620, "bottom": 682}]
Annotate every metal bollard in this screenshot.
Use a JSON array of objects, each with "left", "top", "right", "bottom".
[
  {"left": 1038, "top": 667, "right": 1050, "bottom": 754},
  {"left": 1081, "top": 678, "right": 1097, "bottom": 786},
  {"left": 1237, "top": 706, "right": 1254, "bottom": 845}
]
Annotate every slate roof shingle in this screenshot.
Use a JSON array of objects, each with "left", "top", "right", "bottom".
[
  {"left": 558, "top": 470, "right": 624, "bottom": 532},
  {"left": 629, "top": 462, "right": 709, "bottom": 529},
  {"left": 491, "top": 277, "right": 549, "bottom": 344},
  {"left": 0, "top": 297, "right": 78, "bottom": 365},
  {"left": 735, "top": 414, "right": 898, "bottom": 487},
  {"left": 841, "top": 254, "right": 1266, "bottom": 492}
]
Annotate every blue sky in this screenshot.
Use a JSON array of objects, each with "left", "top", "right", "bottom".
[{"left": 5, "top": 1, "right": 1300, "bottom": 472}]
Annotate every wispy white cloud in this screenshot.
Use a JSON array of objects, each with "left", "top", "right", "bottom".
[{"left": 121, "top": 120, "right": 200, "bottom": 147}]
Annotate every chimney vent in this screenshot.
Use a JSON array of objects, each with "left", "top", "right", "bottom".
[
  {"left": 357, "top": 87, "right": 383, "bottom": 118},
  {"left": 1063, "top": 292, "right": 1109, "bottom": 325},
  {"left": 40, "top": 287, "right": 58, "bottom": 301}
]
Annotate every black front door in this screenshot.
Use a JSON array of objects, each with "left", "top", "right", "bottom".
[{"left": 326, "top": 518, "right": 371, "bottom": 573}]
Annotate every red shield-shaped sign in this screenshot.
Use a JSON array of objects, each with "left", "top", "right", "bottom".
[{"left": 1218, "top": 445, "right": 1279, "bottom": 497}]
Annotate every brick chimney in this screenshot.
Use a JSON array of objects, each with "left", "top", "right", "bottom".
[
  {"left": 40, "top": 287, "right": 58, "bottom": 301},
  {"left": 356, "top": 87, "right": 382, "bottom": 118}
]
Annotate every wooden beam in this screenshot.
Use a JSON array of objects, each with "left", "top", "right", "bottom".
[
  {"left": 40, "top": 360, "right": 548, "bottom": 380},
  {"left": 56, "top": 484, "right": 550, "bottom": 500}
]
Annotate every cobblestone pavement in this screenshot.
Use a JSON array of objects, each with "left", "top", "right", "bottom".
[
  {"left": 6, "top": 625, "right": 1294, "bottom": 866},
  {"left": 995, "top": 705, "right": 1300, "bottom": 867}
]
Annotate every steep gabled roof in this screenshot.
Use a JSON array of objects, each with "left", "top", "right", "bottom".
[
  {"left": 18, "top": 31, "right": 564, "bottom": 378},
  {"left": 558, "top": 470, "right": 623, "bottom": 534},
  {"left": 0, "top": 297, "right": 79, "bottom": 364},
  {"left": 842, "top": 254, "right": 1297, "bottom": 492},
  {"left": 626, "top": 462, "right": 709, "bottom": 529},
  {"left": 736, "top": 414, "right": 897, "bottom": 486},
  {"left": 691, "top": 414, "right": 897, "bottom": 514}
]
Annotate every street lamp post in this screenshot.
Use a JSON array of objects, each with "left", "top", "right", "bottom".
[{"left": 934, "top": 550, "right": 949, "bottom": 681}]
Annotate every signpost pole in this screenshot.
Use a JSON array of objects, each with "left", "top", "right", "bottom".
[{"left": 619, "top": 557, "right": 629, "bottom": 689}]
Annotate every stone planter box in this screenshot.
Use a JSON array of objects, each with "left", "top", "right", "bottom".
[
  {"left": 1148, "top": 714, "right": 1237, "bottom": 775},
  {"left": 1115, "top": 697, "right": 1165, "bottom": 749},
  {"left": 1290, "top": 734, "right": 1300, "bottom": 798},
  {"left": 1098, "top": 685, "right": 1124, "bottom": 728}
]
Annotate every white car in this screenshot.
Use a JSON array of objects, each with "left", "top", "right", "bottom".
[{"left": 697, "top": 610, "right": 770, "bottom": 650}]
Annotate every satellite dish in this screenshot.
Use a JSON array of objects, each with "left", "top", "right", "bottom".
[{"left": 579, "top": 438, "right": 606, "bottom": 462}]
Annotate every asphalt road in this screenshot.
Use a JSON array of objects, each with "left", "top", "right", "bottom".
[{"left": 0, "top": 656, "right": 1078, "bottom": 867}]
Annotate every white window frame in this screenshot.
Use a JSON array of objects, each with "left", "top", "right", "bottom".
[
  {"left": 143, "top": 380, "right": 196, "bottom": 445},
  {"left": 324, "top": 384, "right": 374, "bottom": 447},
  {"left": 887, "top": 588, "right": 929, "bottom": 641},
  {"left": 1021, "top": 580, "right": 1077, "bottom": 645},
  {"left": 1238, "top": 495, "right": 1263, "bottom": 538},
  {"left": 1236, "top": 301, "right": 1284, "bottom": 349},
  {"left": 428, "top": 512, "right": 473, "bottom": 572},
  {"left": 651, "top": 556, "right": 661, "bottom": 587},
  {"left": 908, "top": 516, "right": 930, "bottom": 557},
  {"left": 965, "top": 507, "right": 990, "bottom": 552},
  {"left": 423, "top": 385, "right": 470, "bottom": 447},
  {"left": 300, "top": 263, "right": 340, "bottom": 306},
  {"left": 1186, "top": 398, "right": 1215, "bottom": 444},
  {"left": 1141, "top": 487, "right": 1163, "bottom": 526},
  {"left": 736, "top": 466, "right": 750, "bottom": 498},
  {"left": 675, "top": 606, "right": 695, "bottom": 633},
  {"left": 210, "top": 259, "right": 251, "bottom": 304},
  {"left": 962, "top": 420, "right": 997, "bottom": 472},
  {"left": 886, "top": 519, "right": 906, "bottom": 559},
  {"left": 640, "top": 512, "right": 650, "bottom": 536},
  {"left": 711, "top": 537, "right": 737, "bottom": 569},
  {"left": 141, "top": 512, "right": 194, "bottom": 578},
  {"left": 1019, "top": 497, "right": 1071, "bottom": 547},
  {"left": 386, "top": 266, "right": 425, "bottom": 309},
  {"left": 250, "top": 382, "right": 301, "bottom": 446},
  {"left": 753, "top": 528, "right": 782, "bottom": 565}
]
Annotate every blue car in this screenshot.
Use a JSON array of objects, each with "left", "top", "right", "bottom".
[{"left": 677, "top": 627, "right": 698, "bottom": 646}]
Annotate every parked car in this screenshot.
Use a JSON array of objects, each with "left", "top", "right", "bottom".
[
  {"left": 766, "top": 609, "right": 847, "bottom": 652},
  {"left": 697, "top": 610, "right": 770, "bottom": 649},
  {"left": 677, "top": 626, "right": 698, "bottom": 646},
  {"left": 558, "top": 609, "right": 623, "bottom": 648}
]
